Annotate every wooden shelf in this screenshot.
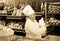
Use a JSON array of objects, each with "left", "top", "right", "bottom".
[
  {"left": 50, "top": 24, "right": 60, "bottom": 26},
  {"left": 6, "top": 16, "right": 23, "bottom": 19},
  {"left": 0, "top": 12, "right": 44, "bottom": 20},
  {"left": 13, "top": 29, "right": 25, "bottom": 33},
  {"left": 0, "top": 15, "right": 26, "bottom": 20},
  {"left": 48, "top": 2, "right": 60, "bottom": 4},
  {"left": 13, "top": 29, "right": 25, "bottom": 31},
  {"left": 47, "top": 13, "right": 60, "bottom": 14},
  {"left": 0, "top": 15, "right": 7, "bottom": 16}
]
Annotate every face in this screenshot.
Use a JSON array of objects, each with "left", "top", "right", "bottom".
[{"left": 29, "top": 14, "right": 36, "bottom": 20}]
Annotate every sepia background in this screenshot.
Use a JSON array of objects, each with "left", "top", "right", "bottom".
[{"left": 0, "top": 0, "right": 60, "bottom": 41}]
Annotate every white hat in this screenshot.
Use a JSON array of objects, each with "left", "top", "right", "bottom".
[{"left": 22, "top": 5, "right": 35, "bottom": 16}]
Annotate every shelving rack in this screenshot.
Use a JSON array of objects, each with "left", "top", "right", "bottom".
[
  {"left": 41, "top": 1, "right": 60, "bottom": 35},
  {"left": 0, "top": 12, "right": 42, "bottom": 29},
  {"left": 44, "top": 2, "right": 60, "bottom": 20}
]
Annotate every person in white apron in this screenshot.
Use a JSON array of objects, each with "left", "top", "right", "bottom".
[{"left": 22, "top": 5, "right": 46, "bottom": 40}]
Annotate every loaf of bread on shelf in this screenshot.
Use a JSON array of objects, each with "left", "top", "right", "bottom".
[
  {"left": 0, "top": 26, "right": 14, "bottom": 36},
  {"left": 16, "top": 9, "right": 22, "bottom": 16},
  {"left": 12, "top": 6, "right": 22, "bottom": 16},
  {"left": 0, "top": 21, "right": 14, "bottom": 36}
]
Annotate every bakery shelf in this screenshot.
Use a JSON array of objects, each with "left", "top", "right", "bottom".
[
  {"left": 13, "top": 29, "right": 25, "bottom": 31},
  {"left": 6, "top": 16, "right": 23, "bottom": 19},
  {"left": 48, "top": 2, "right": 60, "bottom": 4},
  {"left": 0, "top": 13, "right": 7, "bottom": 15},
  {"left": 47, "top": 13, "right": 60, "bottom": 14}
]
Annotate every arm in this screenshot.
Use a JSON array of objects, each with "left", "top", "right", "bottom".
[{"left": 39, "top": 18, "right": 46, "bottom": 36}]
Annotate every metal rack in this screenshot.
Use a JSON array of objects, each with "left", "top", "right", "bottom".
[{"left": 42, "top": 2, "right": 60, "bottom": 35}]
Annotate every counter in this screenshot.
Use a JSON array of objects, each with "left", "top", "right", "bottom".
[{"left": 0, "top": 35, "right": 60, "bottom": 41}]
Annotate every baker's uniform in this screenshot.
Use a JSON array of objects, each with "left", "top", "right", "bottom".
[{"left": 22, "top": 5, "right": 46, "bottom": 40}]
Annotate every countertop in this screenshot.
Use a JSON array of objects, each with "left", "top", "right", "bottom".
[{"left": 0, "top": 35, "right": 60, "bottom": 41}]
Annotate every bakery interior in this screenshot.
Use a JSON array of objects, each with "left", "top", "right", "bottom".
[{"left": 0, "top": 0, "right": 60, "bottom": 41}]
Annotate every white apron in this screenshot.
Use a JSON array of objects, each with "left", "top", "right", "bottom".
[{"left": 25, "top": 18, "right": 46, "bottom": 39}]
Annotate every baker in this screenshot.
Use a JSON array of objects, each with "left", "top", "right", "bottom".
[{"left": 22, "top": 5, "right": 46, "bottom": 40}]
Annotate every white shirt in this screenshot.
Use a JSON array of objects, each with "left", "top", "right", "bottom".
[{"left": 25, "top": 18, "right": 46, "bottom": 39}]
